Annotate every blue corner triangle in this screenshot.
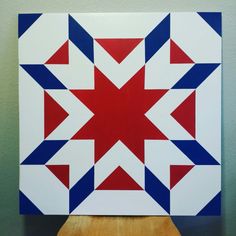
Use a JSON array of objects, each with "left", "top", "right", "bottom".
[
  {"left": 20, "top": 191, "right": 43, "bottom": 214},
  {"left": 197, "top": 192, "right": 221, "bottom": 215},
  {"left": 18, "top": 14, "right": 42, "bottom": 38},
  {"left": 198, "top": 12, "right": 222, "bottom": 36}
]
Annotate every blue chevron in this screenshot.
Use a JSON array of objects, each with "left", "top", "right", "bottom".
[
  {"left": 172, "top": 140, "right": 219, "bottom": 165},
  {"left": 18, "top": 14, "right": 42, "bottom": 38},
  {"left": 145, "top": 167, "right": 170, "bottom": 213},
  {"left": 145, "top": 14, "right": 170, "bottom": 62},
  {"left": 70, "top": 167, "right": 94, "bottom": 213},
  {"left": 69, "top": 15, "right": 94, "bottom": 62},
  {"left": 20, "top": 191, "right": 43, "bottom": 214},
  {"left": 172, "top": 63, "right": 220, "bottom": 89},
  {"left": 21, "top": 64, "right": 66, "bottom": 89},
  {"left": 21, "top": 140, "right": 67, "bottom": 165},
  {"left": 198, "top": 12, "right": 222, "bottom": 36},
  {"left": 197, "top": 192, "right": 221, "bottom": 215}
]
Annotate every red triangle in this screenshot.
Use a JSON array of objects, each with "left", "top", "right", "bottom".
[
  {"left": 171, "top": 91, "right": 196, "bottom": 138},
  {"left": 46, "top": 165, "right": 69, "bottom": 188},
  {"left": 170, "top": 39, "right": 194, "bottom": 64},
  {"left": 44, "top": 92, "right": 69, "bottom": 138},
  {"left": 96, "top": 38, "right": 143, "bottom": 63},
  {"left": 170, "top": 165, "right": 194, "bottom": 189},
  {"left": 45, "top": 40, "right": 69, "bottom": 64},
  {"left": 96, "top": 166, "right": 142, "bottom": 190}
]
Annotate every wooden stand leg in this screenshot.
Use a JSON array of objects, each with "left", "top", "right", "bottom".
[{"left": 58, "top": 216, "right": 180, "bottom": 236}]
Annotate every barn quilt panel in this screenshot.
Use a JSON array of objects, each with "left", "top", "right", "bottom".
[{"left": 19, "top": 13, "right": 221, "bottom": 215}]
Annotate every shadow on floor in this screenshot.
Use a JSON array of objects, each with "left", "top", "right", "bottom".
[
  {"left": 24, "top": 215, "right": 68, "bottom": 236},
  {"left": 172, "top": 216, "right": 223, "bottom": 236}
]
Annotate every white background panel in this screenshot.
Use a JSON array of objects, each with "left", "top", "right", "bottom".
[
  {"left": 70, "top": 13, "right": 168, "bottom": 38},
  {"left": 19, "top": 14, "right": 68, "bottom": 64},
  {"left": 171, "top": 12, "right": 221, "bottom": 63},
  {"left": 94, "top": 141, "right": 144, "bottom": 188},
  {"left": 145, "top": 89, "right": 195, "bottom": 140},
  {"left": 94, "top": 40, "right": 145, "bottom": 89},
  {"left": 47, "top": 140, "right": 94, "bottom": 187},
  {"left": 19, "top": 67, "right": 44, "bottom": 162},
  {"left": 20, "top": 165, "right": 69, "bottom": 214},
  {"left": 45, "top": 89, "right": 93, "bottom": 140},
  {"left": 72, "top": 190, "right": 168, "bottom": 215},
  {"left": 145, "top": 40, "right": 193, "bottom": 89},
  {"left": 46, "top": 41, "right": 94, "bottom": 89},
  {"left": 145, "top": 140, "right": 194, "bottom": 189},
  {"left": 170, "top": 165, "right": 221, "bottom": 215},
  {"left": 196, "top": 66, "right": 221, "bottom": 163}
]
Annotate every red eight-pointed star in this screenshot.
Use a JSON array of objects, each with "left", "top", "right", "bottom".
[{"left": 71, "top": 66, "right": 167, "bottom": 163}]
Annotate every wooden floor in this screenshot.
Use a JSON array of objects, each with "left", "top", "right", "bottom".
[{"left": 58, "top": 216, "right": 180, "bottom": 236}]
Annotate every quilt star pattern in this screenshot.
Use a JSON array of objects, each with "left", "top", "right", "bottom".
[{"left": 19, "top": 13, "right": 221, "bottom": 215}]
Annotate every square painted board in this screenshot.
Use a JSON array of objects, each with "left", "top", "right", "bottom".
[{"left": 19, "top": 12, "right": 221, "bottom": 215}]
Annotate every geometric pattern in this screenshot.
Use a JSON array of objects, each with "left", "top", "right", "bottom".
[{"left": 19, "top": 12, "right": 221, "bottom": 215}]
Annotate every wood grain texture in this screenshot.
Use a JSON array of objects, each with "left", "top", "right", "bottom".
[{"left": 58, "top": 216, "right": 181, "bottom": 236}]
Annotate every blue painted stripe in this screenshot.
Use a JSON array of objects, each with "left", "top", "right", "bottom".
[
  {"left": 145, "top": 167, "right": 170, "bottom": 213},
  {"left": 197, "top": 192, "right": 221, "bottom": 215},
  {"left": 21, "top": 64, "right": 66, "bottom": 89},
  {"left": 198, "top": 12, "right": 222, "bottom": 36},
  {"left": 69, "top": 167, "right": 94, "bottom": 213},
  {"left": 21, "top": 140, "right": 67, "bottom": 165},
  {"left": 20, "top": 191, "right": 43, "bottom": 214},
  {"left": 18, "top": 14, "right": 42, "bottom": 38},
  {"left": 145, "top": 14, "right": 170, "bottom": 62},
  {"left": 172, "top": 140, "right": 219, "bottom": 165},
  {"left": 69, "top": 15, "right": 94, "bottom": 62},
  {"left": 172, "top": 63, "right": 220, "bottom": 89}
]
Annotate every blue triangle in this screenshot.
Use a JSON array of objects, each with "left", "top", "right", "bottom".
[
  {"left": 197, "top": 192, "right": 221, "bottom": 215},
  {"left": 18, "top": 13, "right": 42, "bottom": 38},
  {"left": 20, "top": 191, "right": 43, "bottom": 214},
  {"left": 198, "top": 12, "right": 222, "bottom": 36}
]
